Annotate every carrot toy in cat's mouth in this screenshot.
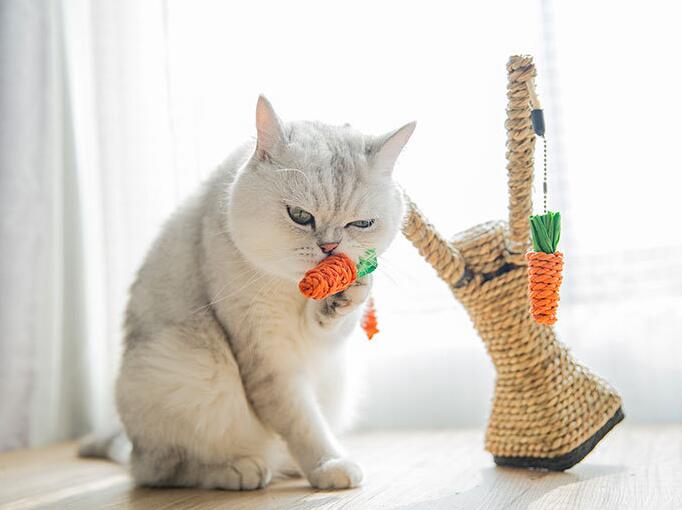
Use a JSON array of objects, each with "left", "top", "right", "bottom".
[
  {"left": 298, "top": 249, "right": 379, "bottom": 339},
  {"left": 299, "top": 253, "right": 358, "bottom": 300}
]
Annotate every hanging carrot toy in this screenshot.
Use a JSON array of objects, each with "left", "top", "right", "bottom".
[
  {"left": 361, "top": 298, "right": 379, "bottom": 340},
  {"left": 526, "top": 79, "right": 564, "bottom": 325},
  {"left": 299, "top": 249, "right": 380, "bottom": 339}
]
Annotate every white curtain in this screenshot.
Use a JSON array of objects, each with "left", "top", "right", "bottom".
[
  {"left": 1, "top": 0, "right": 681, "bottom": 451},
  {"left": 1, "top": 0, "right": 181, "bottom": 449},
  {"left": 0, "top": 0, "right": 104, "bottom": 450}
]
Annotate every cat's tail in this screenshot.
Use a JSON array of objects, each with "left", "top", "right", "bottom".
[{"left": 78, "top": 424, "right": 131, "bottom": 464}]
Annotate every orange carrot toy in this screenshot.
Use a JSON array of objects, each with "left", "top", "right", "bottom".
[
  {"left": 361, "top": 298, "right": 379, "bottom": 339},
  {"left": 299, "top": 253, "right": 357, "bottom": 300},
  {"left": 526, "top": 81, "right": 564, "bottom": 325},
  {"left": 299, "top": 249, "right": 379, "bottom": 339},
  {"left": 527, "top": 213, "right": 563, "bottom": 325}
]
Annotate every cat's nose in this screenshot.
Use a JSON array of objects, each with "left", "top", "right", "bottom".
[{"left": 318, "top": 242, "right": 339, "bottom": 254}]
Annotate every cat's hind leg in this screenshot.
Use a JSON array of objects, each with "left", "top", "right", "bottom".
[
  {"left": 130, "top": 446, "right": 272, "bottom": 490},
  {"left": 118, "top": 316, "right": 281, "bottom": 490}
]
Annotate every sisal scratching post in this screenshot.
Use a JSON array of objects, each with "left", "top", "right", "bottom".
[{"left": 402, "top": 55, "right": 623, "bottom": 470}]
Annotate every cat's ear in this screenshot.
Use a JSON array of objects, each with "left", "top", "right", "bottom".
[
  {"left": 255, "top": 95, "right": 286, "bottom": 160},
  {"left": 369, "top": 121, "right": 416, "bottom": 175}
]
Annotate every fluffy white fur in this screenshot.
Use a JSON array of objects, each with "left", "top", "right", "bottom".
[{"left": 108, "top": 97, "right": 414, "bottom": 490}]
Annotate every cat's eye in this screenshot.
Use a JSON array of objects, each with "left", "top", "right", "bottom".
[
  {"left": 287, "top": 205, "right": 315, "bottom": 226},
  {"left": 346, "top": 219, "right": 375, "bottom": 229}
]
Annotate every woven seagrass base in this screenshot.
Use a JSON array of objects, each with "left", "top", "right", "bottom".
[
  {"left": 494, "top": 407, "right": 625, "bottom": 471},
  {"left": 400, "top": 55, "right": 623, "bottom": 470},
  {"left": 453, "top": 221, "right": 623, "bottom": 464},
  {"left": 402, "top": 214, "right": 624, "bottom": 469}
]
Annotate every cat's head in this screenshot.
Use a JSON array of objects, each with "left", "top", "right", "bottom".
[{"left": 228, "top": 96, "right": 415, "bottom": 283}]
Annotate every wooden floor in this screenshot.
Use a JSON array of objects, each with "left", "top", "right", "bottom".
[{"left": 1, "top": 426, "right": 681, "bottom": 509}]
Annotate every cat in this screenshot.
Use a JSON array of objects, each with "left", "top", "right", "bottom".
[{"left": 82, "top": 96, "right": 414, "bottom": 490}]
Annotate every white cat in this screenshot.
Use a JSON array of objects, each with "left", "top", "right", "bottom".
[{"left": 85, "top": 97, "right": 414, "bottom": 490}]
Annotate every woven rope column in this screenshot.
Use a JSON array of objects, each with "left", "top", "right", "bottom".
[
  {"left": 505, "top": 56, "right": 535, "bottom": 261},
  {"left": 401, "top": 55, "right": 623, "bottom": 470}
]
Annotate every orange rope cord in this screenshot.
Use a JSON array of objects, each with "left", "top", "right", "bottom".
[
  {"left": 361, "top": 297, "right": 379, "bottom": 340},
  {"left": 299, "top": 253, "right": 357, "bottom": 300},
  {"left": 526, "top": 251, "right": 563, "bottom": 325}
]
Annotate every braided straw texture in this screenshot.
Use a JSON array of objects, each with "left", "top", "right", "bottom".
[
  {"left": 505, "top": 55, "right": 536, "bottom": 262},
  {"left": 527, "top": 251, "right": 563, "bottom": 325},
  {"left": 400, "top": 55, "right": 622, "bottom": 461},
  {"left": 299, "top": 253, "right": 357, "bottom": 300}
]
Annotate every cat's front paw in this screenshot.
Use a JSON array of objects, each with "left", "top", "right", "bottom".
[
  {"left": 307, "top": 458, "right": 363, "bottom": 489},
  {"left": 326, "top": 275, "right": 372, "bottom": 316}
]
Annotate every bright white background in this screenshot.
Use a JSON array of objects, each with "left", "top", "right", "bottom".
[{"left": 1, "top": 0, "right": 681, "bottom": 450}]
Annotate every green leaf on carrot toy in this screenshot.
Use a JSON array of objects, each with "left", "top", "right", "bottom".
[
  {"left": 356, "top": 248, "right": 378, "bottom": 278},
  {"left": 529, "top": 211, "right": 561, "bottom": 254}
]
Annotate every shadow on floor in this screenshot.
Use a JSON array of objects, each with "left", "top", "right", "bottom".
[{"left": 391, "top": 464, "right": 626, "bottom": 510}]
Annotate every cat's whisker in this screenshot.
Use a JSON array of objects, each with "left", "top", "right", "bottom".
[
  {"left": 375, "top": 266, "right": 402, "bottom": 288},
  {"left": 275, "top": 168, "right": 313, "bottom": 188},
  {"left": 194, "top": 249, "right": 317, "bottom": 315},
  {"left": 238, "top": 276, "right": 280, "bottom": 335},
  {"left": 202, "top": 265, "right": 288, "bottom": 312},
  {"left": 191, "top": 264, "right": 273, "bottom": 314},
  {"left": 378, "top": 254, "right": 424, "bottom": 287},
  {"left": 374, "top": 255, "right": 414, "bottom": 287}
]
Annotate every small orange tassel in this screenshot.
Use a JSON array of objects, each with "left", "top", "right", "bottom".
[
  {"left": 526, "top": 251, "right": 563, "bottom": 325},
  {"left": 299, "top": 253, "right": 357, "bottom": 300},
  {"left": 361, "top": 298, "right": 379, "bottom": 340}
]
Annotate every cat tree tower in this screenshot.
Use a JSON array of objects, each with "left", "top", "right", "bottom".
[{"left": 402, "top": 55, "right": 623, "bottom": 470}]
